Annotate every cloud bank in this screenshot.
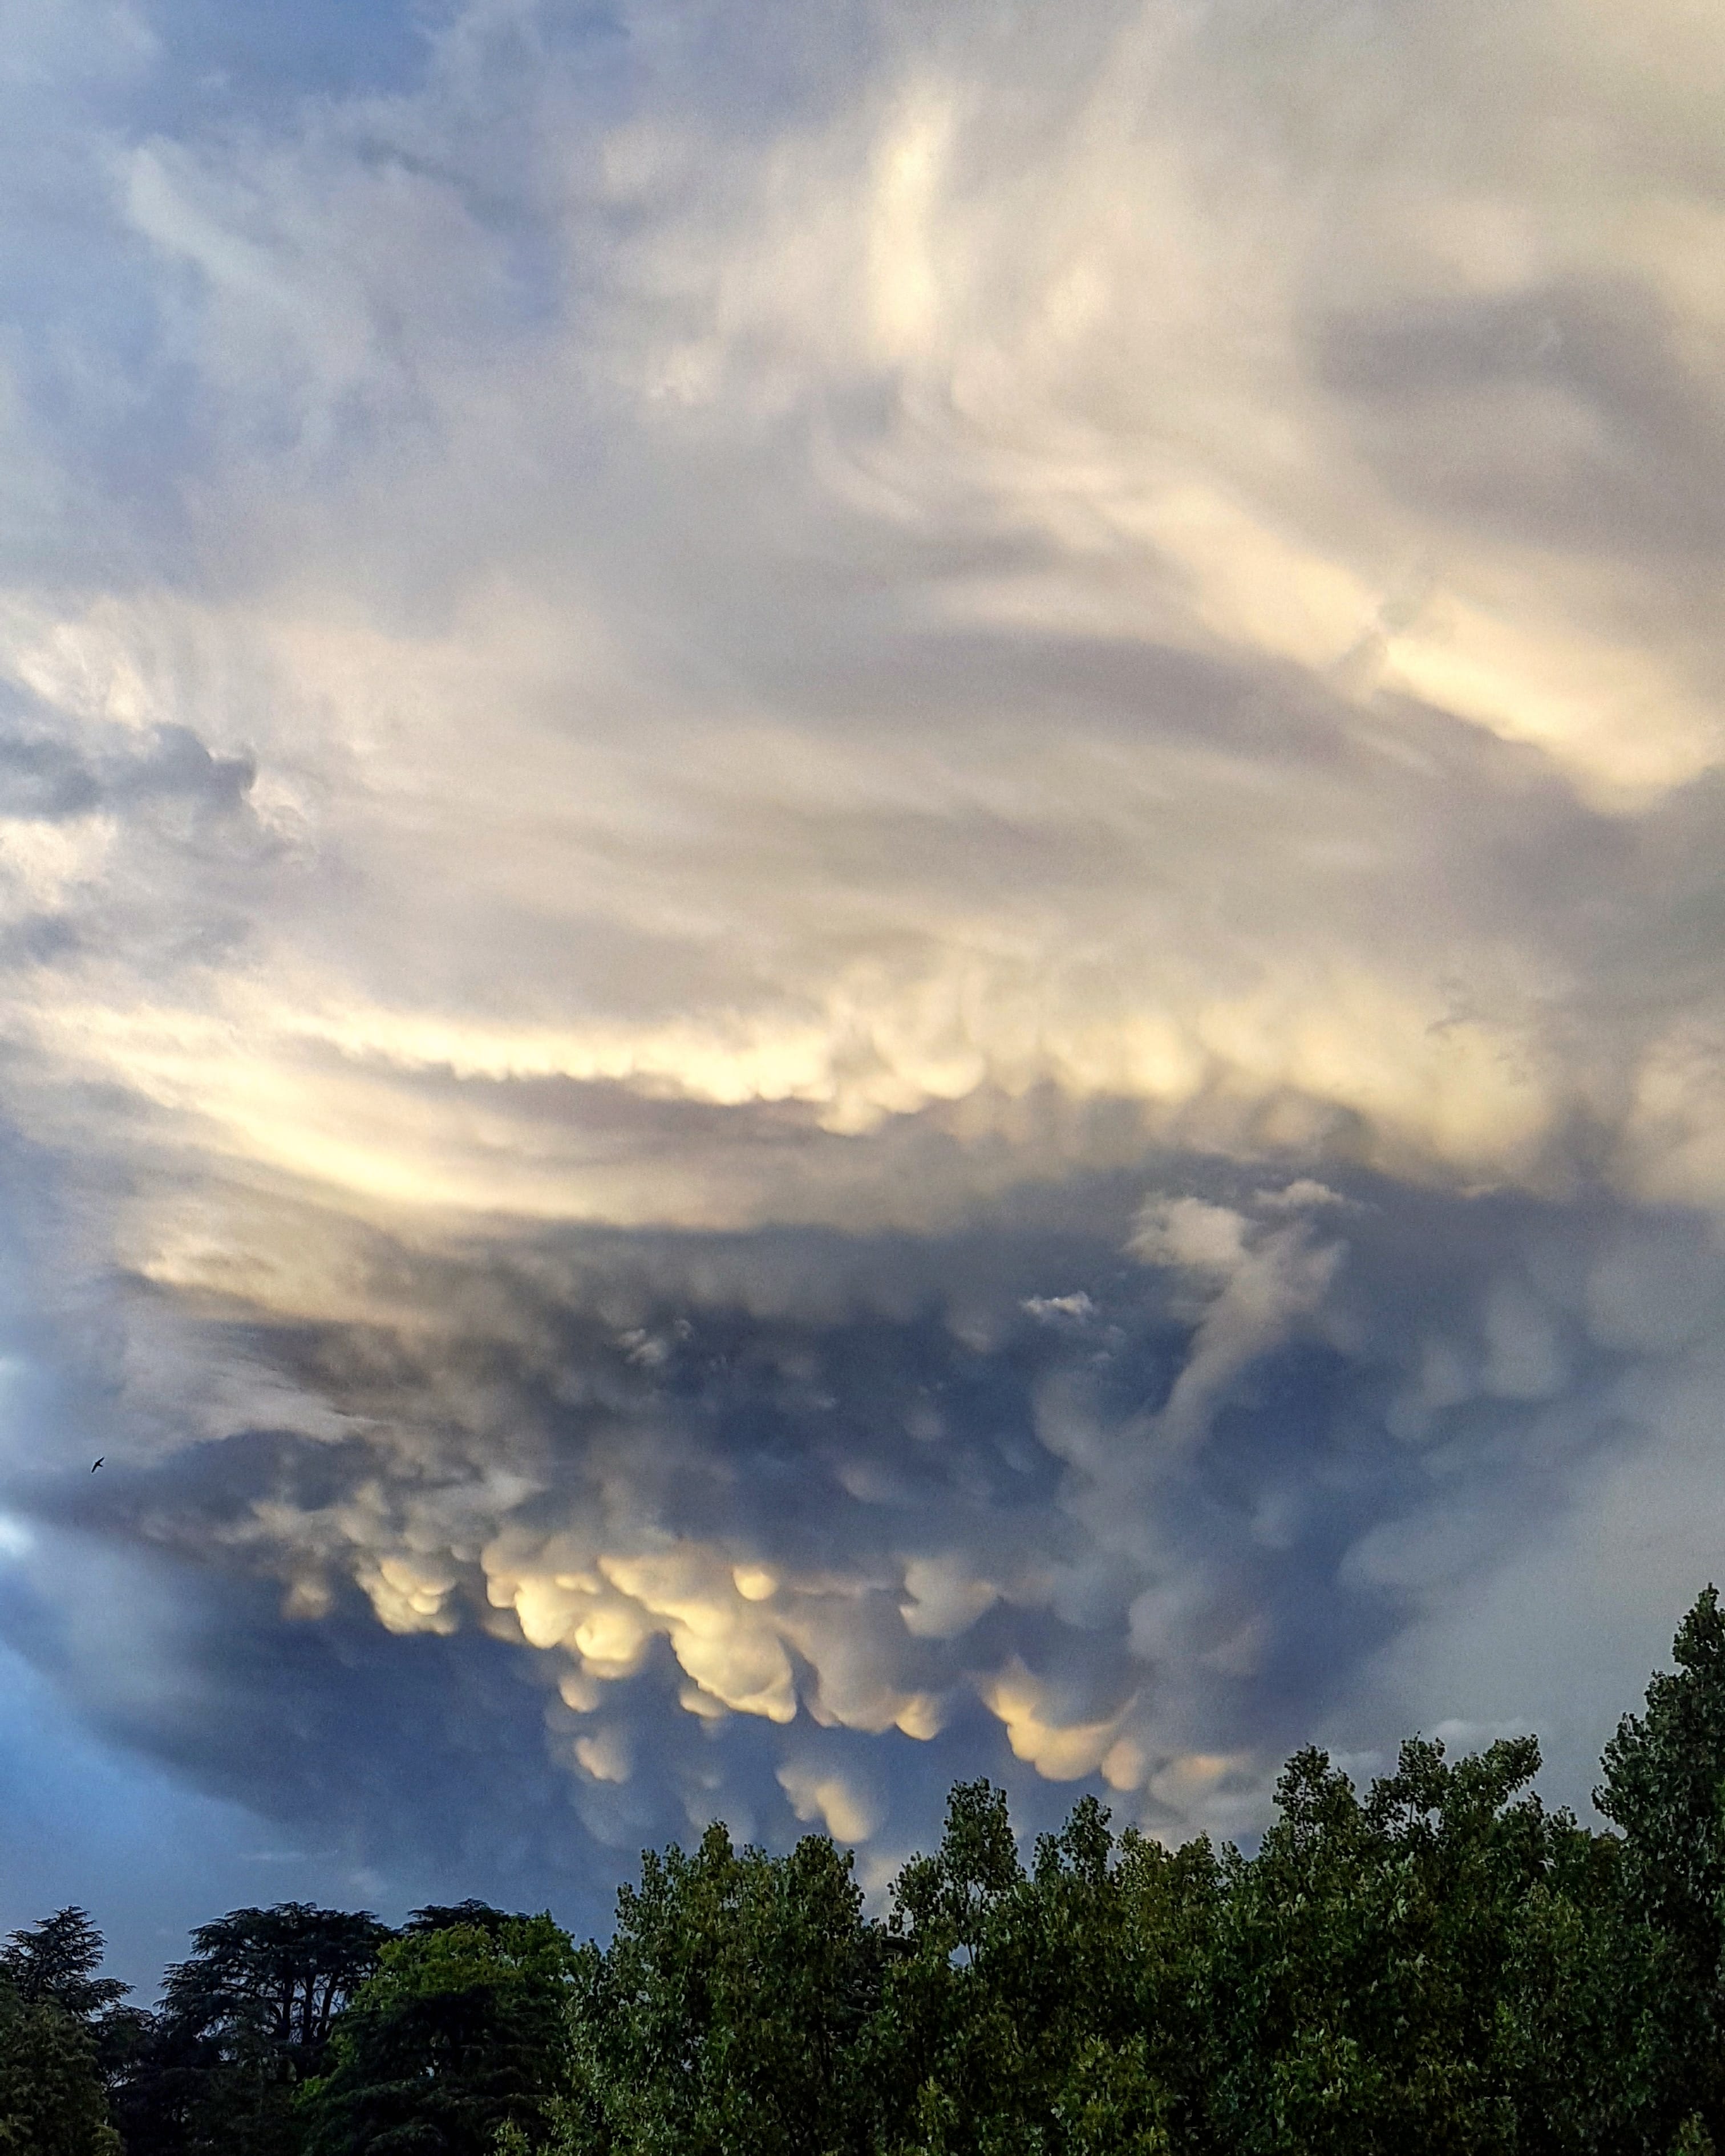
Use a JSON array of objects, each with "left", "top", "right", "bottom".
[{"left": 1, "top": 0, "right": 1723, "bottom": 1970}]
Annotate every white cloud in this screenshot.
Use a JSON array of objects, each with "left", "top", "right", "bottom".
[{"left": 777, "top": 1757, "right": 880, "bottom": 1843}]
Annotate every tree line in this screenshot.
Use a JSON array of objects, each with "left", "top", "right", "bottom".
[{"left": 9, "top": 1586, "right": 1725, "bottom": 2154}]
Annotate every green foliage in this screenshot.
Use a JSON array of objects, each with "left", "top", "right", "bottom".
[
  {"left": 1050, "top": 2036, "right": 1172, "bottom": 2156},
  {"left": 557, "top": 1821, "right": 885, "bottom": 2155},
  {"left": 868, "top": 1784, "right": 1209, "bottom": 2152},
  {"left": 0, "top": 1904, "right": 141, "bottom": 2126},
  {"left": 0, "top": 1976, "right": 119, "bottom": 2155},
  {"left": 297, "top": 1914, "right": 578, "bottom": 2156},
  {"left": 1598, "top": 1584, "right": 1725, "bottom": 2143},
  {"left": 1205, "top": 1736, "right": 1576, "bottom": 2151}
]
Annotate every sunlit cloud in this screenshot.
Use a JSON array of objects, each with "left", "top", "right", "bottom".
[{"left": 0, "top": 0, "right": 1721, "bottom": 1944}]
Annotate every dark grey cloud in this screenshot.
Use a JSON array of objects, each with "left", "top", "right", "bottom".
[
  {"left": 1318, "top": 278, "right": 1725, "bottom": 561},
  {"left": 0, "top": 1154, "right": 1707, "bottom": 1931}
]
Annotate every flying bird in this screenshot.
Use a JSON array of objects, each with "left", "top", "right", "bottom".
[{"left": 91, "top": 1457, "right": 103, "bottom": 1472}]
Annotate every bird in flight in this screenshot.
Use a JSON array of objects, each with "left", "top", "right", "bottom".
[{"left": 91, "top": 1457, "right": 103, "bottom": 1472}]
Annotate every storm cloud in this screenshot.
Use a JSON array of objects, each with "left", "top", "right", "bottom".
[{"left": 1, "top": 0, "right": 1723, "bottom": 1981}]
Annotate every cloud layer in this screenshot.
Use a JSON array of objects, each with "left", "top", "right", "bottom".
[{"left": 1, "top": 0, "right": 1723, "bottom": 1969}]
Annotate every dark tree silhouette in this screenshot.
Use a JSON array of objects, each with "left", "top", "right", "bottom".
[
  {"left": 0, "top": 1904, "right": 129, "bottom": 2020},
  {"left": 115, "top": 1902, "right": 391, "bottom": 2156}
]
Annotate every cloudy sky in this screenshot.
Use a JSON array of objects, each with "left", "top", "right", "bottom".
[{"left": 3, "top": 0, "right": 1725, "bottom": 1986}]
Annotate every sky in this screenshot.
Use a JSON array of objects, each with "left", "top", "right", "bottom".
[{"left": 1, "top": 0, "right": 1724, "bottom": 1991}]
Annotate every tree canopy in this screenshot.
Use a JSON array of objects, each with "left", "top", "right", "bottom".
[{"left": 297, "top": 1914, "right": 578, "bottom": 2156}]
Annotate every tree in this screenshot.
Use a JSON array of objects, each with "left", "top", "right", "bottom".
[
  {"left": 161, "top": 1902, "right": 393, "bottom": 2054},
  {"left": 1202, "top": 1734, "right": 1618, "bottom": 2154},
  {"left": 1492, "top": 1817, "right": 1635, "bottom": 2156},
  {"left": 891, "top": 1779, "right": 1023, "bottom": 1965},
  {"left": 298, "top": 1914, "right": 577, "bottom": 2156},
  {"left": 1597, "top": 1585, "right": 1725, "bottom": 2146},
  {"left": 0, "top": 1908, "right": 128, "bottom": 2022},
  {"left": 405, "top": 1902, "right": 519, "bottom": 1942},
  {"left": 558, "top": 1825, "right": 885, "bottom": 2156},
  {"left": 0, "top": 1904, "right": 142, "bottom": 2109},
  {"left": 867, "top": 1778, "right": 1030, "bottom": 2151},
  {"left": 114, "top": 1902, "right": 391, "bottom": 2156},
  {"left": 0, "top": 1976, "right": 120, "bottom": 2155},
  {"left": 864, "top": 1782, "right": 1198, "bottom": 2154}
]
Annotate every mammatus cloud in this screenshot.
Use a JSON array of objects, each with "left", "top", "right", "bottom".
[
  {"left": 0, "top": 0, "right": 1722, "bottom": 1948},
  {"left": 19, "top": 1164, "right": 1719, "bottom": 1896}
]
